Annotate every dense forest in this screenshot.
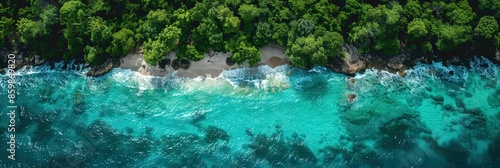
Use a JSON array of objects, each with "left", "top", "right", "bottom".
[{"left": 1, "top": 0, "right": 500, "bottom": 69}]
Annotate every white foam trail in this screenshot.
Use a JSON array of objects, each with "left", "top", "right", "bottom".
[{"left": 220, "top": 65, "right": 292, "bottom": 91}]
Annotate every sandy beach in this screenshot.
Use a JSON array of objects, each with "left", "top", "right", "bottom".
[{"left": 120, "top": 43, "right": 289, "bottom": 78}]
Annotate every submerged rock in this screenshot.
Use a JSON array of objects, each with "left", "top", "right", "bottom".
[
  {"left": 489, "top": 135, "right": 500, "bottom": 158},
  {"left": 347, "top": 77, "right": 355, "bottom": 83},
  {"left": 378, "top": 114, "right": 430, "bottom": 150},
  {"left": 246, "top": 130, "right": 317, "bottom": 166},
  {"left": 204, "top": 126, "right": 230, "bottom": 143},
  {"left": 487, "top": 90, "right": 500, "bottom": 107},
  {"left": 431, "top": 95, "right": 444, "bottom": 105},
  {"left": 455, "top": 98, "right": 465, "bottom": 108},
  {"left": 443, "top": 104, "right": 455, "bottom": 111},
  {"left": 435, "top": 140, "right": 470, "bottom": 167},
  {"left": 345, "top": 95, "right": 409, "bottom": 125},
  {"left": 73, "top": 91, "right": 85, "bottom": 115}
]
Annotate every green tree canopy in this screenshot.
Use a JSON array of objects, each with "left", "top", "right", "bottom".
[
  {"left": 216, "top": 5, "right": 241, "bottom": 34},
  {"left": 435, "top": 24, "right": 472, "bottom": 52},
  {"left": 107, "top": 28, "right": 135, "bottom": 58},
  {"left": 60, "top": 1, "right": 87, "bottom": 31},
  {"left": 474, "top": 16, "right": 499, "bottom": 39},
  {"left": 407, "top": 18, "right": 428, "bottom": 38},
  {"left": 143, "top": 39, "right": 166, "bottom": 66},
  {"left": 178, "top": 45, "right": 205, "bottom": 61},
  {"left": 143, "top": 26, "right": 181, "bottom": 65},
  {"left": 237, "top": 4, "right": 259, "bottom": 23},
  {"left": 479, "top": 0, "right": 500, "bottom": 18},
  {"left": 445, "top": 1, "right": 476, "bottom": 25},
  {"left": 136, "top": 9, "right": 170, "bottom": 40},
  {"left": 87, "top": 16, "right": 113, "bottom": 45},
  {"left": 253, "top": 22, "right": 273, "bottom": 47},
  {"left": 286, "top": 34, "right": 331, "bottom": 68},
  {"left": 231, "top": 42, "right": 261, "bottom": 66}
]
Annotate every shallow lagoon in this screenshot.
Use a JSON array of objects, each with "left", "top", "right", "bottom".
[{"left": 1, "top": 57, "right": 499, "bottom": 167}]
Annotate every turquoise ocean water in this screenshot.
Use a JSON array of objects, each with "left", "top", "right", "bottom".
[{"left": 0, "top": 57, "right": 499, "bottom": 167}]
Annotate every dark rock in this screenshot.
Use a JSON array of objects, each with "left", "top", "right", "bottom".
[
  {"left": 489, "top": 135, "right": 500, "bottom": 157},
  {"left": 455, "top": 98, "right": 465, "bottom": 108},
  {"left": 484, "top": 81, "right": 497, "bottom": 88},
  {"left": 0, "top": 69, "right": 5, "bottom": 75},
  {"left": 426, "top": 87, "right": 433, "bottom": 92},
  {"left": 435, "top": 140, "right": 470, "bottom": 167},
  {"left": 463, "top": 108, "right": 482, "bottom": 116},
  {"left": 171, "top": 59, "right": 180, "bottom": 70},
  {"left": 447, "top": 91, "right": 457, "bottom": 98},
  {"left": 431, "top": 95, "right": 444, "bottom": 105},
  {"left": 460, "top": 110, "right": 488, "bottom": 139},
  {"left": 398, "top": 70, "right": 407, "bottom": 77},
  {"left": 329, "top": 45, "right": 366, "bottom": 75},
  {"left": 204, "top": 126, "right": 230, "bottom": 143},
  {"left": 125, "top": 127, "right": 134, "bottom": 134},
  {"left": 226, "top": 56, "right": 235, "bottom": 66},
  {"left": 136, "top": 112, "right": 146, "bottom": 118},
  {"left": 245, "top": 128, "right": 254, "bottom": 137},
  {"left": 443, "top": 104, "right": 454, "bottom": 111},
  {"left": 487, "top": 90, "right": 500, "bottom": 107},
  {"left": 348, "top": 94, "right": 357, "bottom": 101},
  {"left": 73, "top": 91, "right": 85, "bottom": 115},
  {"left": 131, "top": 136, "right": 153, "bottom": 157},
  {"left": 180, "top": 59, "right": 190, "bottom": 70},
  {"left": 379, "top": 114, "right": 430, "bottom": 150},
  {"left": 158, "top": 59, "right": 167, "bottom": 69},
  {"left": 165, "top": 58, "right": 171, "bottom": 66},
  {"left": 86, "top": 59, "right": 120, "bottom": 77},
  {"left": 247, "top": 130, "right": 317, "bottom": 166},
  {"left": 348, "top": 77, "right": 355, "bottom": 83},
  {"left": 159, "top": 133, "right": 205, "bottom": 167}
]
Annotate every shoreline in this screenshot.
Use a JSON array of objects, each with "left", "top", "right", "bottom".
[
  {"left": 118, "top": 43, "right": 289, "bottom": 78},
  {"left": 1, "top": 43, "right": 499, "bottom": 78}
]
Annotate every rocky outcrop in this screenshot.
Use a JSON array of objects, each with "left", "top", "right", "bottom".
[
  {"left": 347, "top": 94, "right": 357, "bottom": 102},
  {"left": 330, "top": 44, "right": 426, "bottom": 75},
  {"left": 329, "top": 45, "right": 366, "bottom": 75},
  {"left": 180, "top": 59, "right": 190, "bottom": 70},
  {"left": 172, "top": 59, "right": 180, "bottom": 70},
  {"left": 86, "top": 59, "right": 120, "bottom": 77}
]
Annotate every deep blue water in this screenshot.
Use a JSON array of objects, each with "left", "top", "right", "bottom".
[{"left": 0, "top": 57, "right": 499, "bottom": 167}]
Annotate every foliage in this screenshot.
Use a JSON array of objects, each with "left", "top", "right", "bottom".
[
  {"left": 107, "top": 28, "right": 135, "bottom": 58},
  {"left": 231, "top": 42, "right": 261, "bottom": 66},
  {"left": 407, "top": 18, "right": 428, "bottom": 38},
  {"left": 178, "top": 45, "right": 204, "bottom": 61},
  {"left": 237, "top": 4, "right": 259, "bottom": 23},
  {"left": 143, "top": 26, "right": 181, "bottom": 65},
  {"left": 475, "top": 16, "right": 499, "bottom": 39},
  {"left": 286, "top": 34, "right": 332, "bottom": 68},
  {"left": 435, "top": 24, "right": 472, "bottom": 52},
  {"left": 7, "top": 0, "right": 500, "bottom": 69}
]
